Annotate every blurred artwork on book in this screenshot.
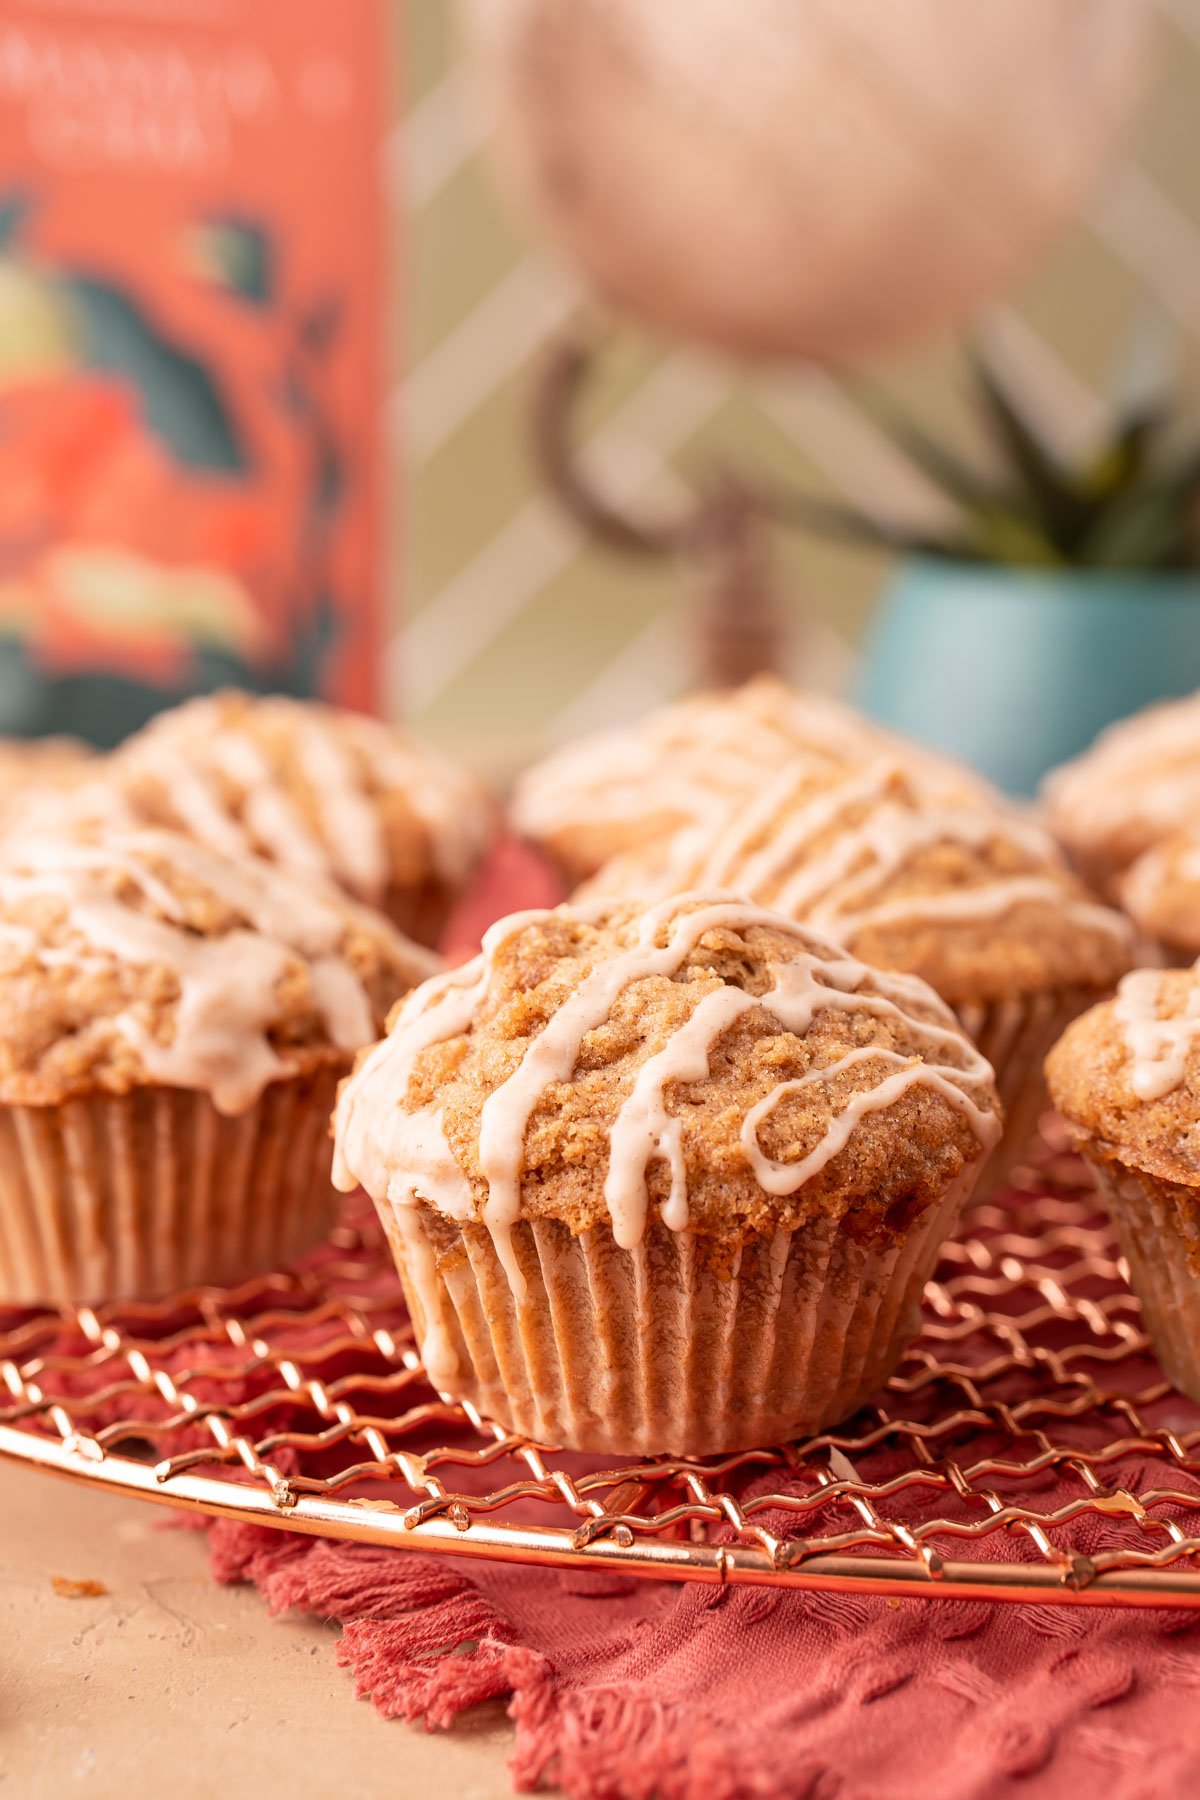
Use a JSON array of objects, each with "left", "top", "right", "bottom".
[{"left": 0, "top": 0, "right": 386, "bottom": 744}]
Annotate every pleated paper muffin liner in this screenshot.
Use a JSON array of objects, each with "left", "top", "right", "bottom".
[
  {"left": 376, "top": 1163, "right": 979, "bottom": 1457},
  {"left": 954, "top": 987, "right": 1105, "bottom": 1197},
  {"left": 0, "top": 1068, "right": 343, "bottom": 1306},
  {"left": 1072, "top": 1145, "right": 1200, "bottom": 1404}
]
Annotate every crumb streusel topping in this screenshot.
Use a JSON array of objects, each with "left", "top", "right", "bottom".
[
  {"left": 0, "top": 827, "right": 437, "bottom": 1112},
  {"left": 334, "top": 893, "right": 1002, "bottom": 1293},
  {"left": 42, "top": 691, "right": 492, "bottom": 908},
  {"left": 1043, "top": 692, "right": 1200, "bottom": 886},
  {"left": 577, "top": 759, "right": 1134, "bottom": 1004},
  {"left": 1119, "top": 829, "right": 1200, "bottom": 959},
  {"left": 511, "top": 675, "right": 992, "bottom": 880},
  {"left": 1047, "top": 960, "right": 1200, "bottom": 1186}
]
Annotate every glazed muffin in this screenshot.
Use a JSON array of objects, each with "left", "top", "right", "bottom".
[
  {"left": 511, "top": 674, "right": 993, "bottom": 886},
  {"left": 333, "top": 891, "right": 1001, "bottom": 1455},
  {"left": 1043, "top": 692, "right": 1200, "bottom": 895},
  {"left": 49, "top": 692, "right": 494, "bottom": 946},
  {"left": 1047, "top": 964, "right": 1200, "bottom": 1403},
  {"left": 577, "top": 758, "right": 1136, "bottom": 1186},
  {"left": 0, "top": 827, "right": 436, "bottom": 1303},
  {"left": 1118, "top": 831, "right": 1200, "bottom": 964},
  {"left": 0, "top": 736, "right": 96, "bottom": 837}
]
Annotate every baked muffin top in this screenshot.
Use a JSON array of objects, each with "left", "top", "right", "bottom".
[
  {"left": 45, "top": 691, "right": 493, "bottom": 915},
  {"left": 576, "top": 760, "right": 1134, "bottom": 1005},
  {"left": 333, "top": 892, "right": 1002, "bottom": 1279},
  {"left": 511, "top": 674, "right": 992, "bottom": 881},
  {"left": 1118, "top": 830, "right": 1200, "bottom": 960},
  {"left": 1046, "top": 962, "right": 1200, "bottom": 1187},
  {"left": 0, "top": 827, "right": 437, "bottom": 1112},
  {"left": 0, "top": 736, "right": 97, "bottom": 836},
  {"left": 0, "top": 736, "right": 94, "bottom": 785},
  {"left": 1042, "top": 692, "right": 1200, "bottom": 886}
]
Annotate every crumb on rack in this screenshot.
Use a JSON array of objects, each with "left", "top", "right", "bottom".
[{"left": 51, "top": 1575, "right": 108, "bottom": 1599}]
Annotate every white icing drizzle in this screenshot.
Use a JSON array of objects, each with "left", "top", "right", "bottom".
[
  {"left": 307, "top": 957, "right": 376, "bottom": 1054},
  {"left": 144, "top": 747, "right": 253, "bottom": 863},
  {"left": 333, "top": 894, "right": 1000, "bottom": 1300},
  {"left": 813, "top": 875, "right": 1120, "bottom": 941},
  {"left": 1044, "top": 693, "right": 1200, "bottom": 854},
  {"left": 584, "top": 758, "right": 1132, "bottom": 956},
  {"left": 362, "top": 728, "right": 492, "bottom": 885},
  {"left": 294, "top": 719, "right": 390, "bottom": 900},
  {"left": 0, "top": 829, "right": 426, "bottom": 1113},
  {"left": 209, "top": 731, "right": 331, "bottom": 880},
  {"left": 743, "top": 1047, "right": 995, "bottom": 1193},
  {"left": 109, "top": 694, "right": 489, "bottom": 902},
  {"left": 4, "top": 772, "right": 137, "bottom": 847},
  {"left": 1115, "top": 965, "right": 1200, "bottom": 1101},
  {"left": 512, "top": 678, "right": 989, "bottom": 848},
  {"left": 333, "top": 961, "right": 492, "bottom": 1195},
  {"left": 605, "top": 985, "right": 753, "bottom": 1243},
  {"left": 375, "top": 1105, "right": 476, "bottom": 1218}
]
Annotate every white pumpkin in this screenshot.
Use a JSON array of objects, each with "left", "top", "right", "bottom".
[{"left": 464, "top": 0, "right": 1147, "bottom": 362}]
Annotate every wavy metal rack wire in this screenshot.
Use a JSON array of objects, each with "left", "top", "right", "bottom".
[{"left": 4, "top": 1128, "right": 1200, "bottom": 1610}]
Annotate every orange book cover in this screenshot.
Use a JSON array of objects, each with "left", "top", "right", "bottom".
[{"left": 0, "top": 0, "right": 388, "bottom": 742}]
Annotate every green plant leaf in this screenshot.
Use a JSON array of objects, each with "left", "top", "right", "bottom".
[
  {"left": 969, "top": 350, "right": 1095, "bottom": 553},
  {"left": 790, "top": 328, "right": 1200, "bottom": 573},
  {"left": 963, "top": 511, "right": 1063, "bottom": 568},
  {"left": 64, "top": 274, "right": 248, "bottom": 471},
  {"left": 1080, "top": 439, "right": 1200, "bottom": 568},
  {"left": 854, "top": 391, "right": 998, "bottom": 517},
  {"left": 1079, "top": 407, "right": 1162, "bottom": 501}
]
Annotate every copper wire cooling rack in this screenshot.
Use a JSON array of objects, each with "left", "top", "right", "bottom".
[{"left": 6, "top": 1128, "right": 1200, "bottom": 1610}]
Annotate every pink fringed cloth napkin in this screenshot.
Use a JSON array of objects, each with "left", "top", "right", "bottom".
[{"left": 203, "top": 1496, "right": 1200, "bottom": 1800}]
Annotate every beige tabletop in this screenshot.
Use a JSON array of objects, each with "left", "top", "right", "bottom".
[{"left": 0, "top": 1458, "right": 519, "bottom": 1798}]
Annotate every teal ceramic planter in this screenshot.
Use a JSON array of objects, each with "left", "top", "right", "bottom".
[{"left": 857, "top": 559, "right": 1200, "bottom": 797}]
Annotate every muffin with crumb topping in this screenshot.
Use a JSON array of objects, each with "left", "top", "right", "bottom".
[
  {"left": 1118, "top": 830, "right": 1200, "bottom": 964},
  {"left": 0, "top": 735, "right": 96, "bottom": 838},
  {"left": 511, "top": 674, "right": 993, "bottom": 887},
  {"left": 0, "top": 827, "right": 435, "bottom": 1303},
  {"left": 1047, "top": 963, "right": 1200, "bottom": 1403},
  {"left": 577, "top": 758, "right": 1135, "bottom": 1189},
  {"left": 333, "top": 891, "right": 1001, "bottom": 1455},
  {"left": 46, "top": 691, "right": 494, "bottom": 947},
  {"left": 1042, "top": 692, "right": 1200, "bottom": 895}
]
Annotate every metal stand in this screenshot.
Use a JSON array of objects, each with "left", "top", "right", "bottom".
[
  {"left": 530, "top": 323, "right": 784, "bottom": 689},
  {"left": 5, "top": 1132, "right": 1200, "bottom": 1608}
]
